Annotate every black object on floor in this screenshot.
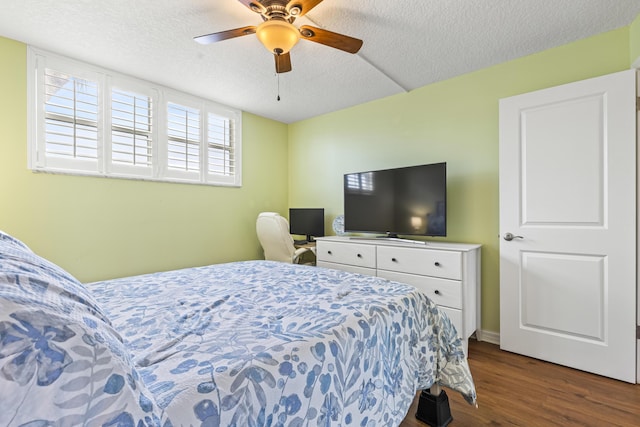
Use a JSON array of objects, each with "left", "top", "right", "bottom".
[{"left": 415, "top": 389, "right": 453, "bottom": 427}]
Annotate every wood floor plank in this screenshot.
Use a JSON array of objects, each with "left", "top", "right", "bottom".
[{"left": 399, "top": 339, "right": 640, "bottom": 426}]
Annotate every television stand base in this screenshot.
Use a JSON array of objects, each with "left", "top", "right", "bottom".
[
  {"left": 348, "top": 236, "right": 427, "bottom": 245},
  {"left": 377, "top": 236, "right": 428, "bottom": 245}
]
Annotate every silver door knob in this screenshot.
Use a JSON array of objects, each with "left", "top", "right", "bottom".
[{"left": 503, "top": 232, "right": 524, "bottom": 241}]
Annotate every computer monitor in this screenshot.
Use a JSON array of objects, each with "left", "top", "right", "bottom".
[{"left": 289, "top": 208, "right": 324, "bottom": 242}]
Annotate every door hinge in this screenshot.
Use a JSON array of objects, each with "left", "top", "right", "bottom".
[
  {"left": 637, "top": 97, "right": 640, "bottom": 111},
  {"left": 637, "top": 325, "right": 640, "bottom": 339}
]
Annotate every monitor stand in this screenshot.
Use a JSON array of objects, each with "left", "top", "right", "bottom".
[
  {"left": 294, "top": 235, "right": 315, "bottom": 245},
  {"left": 377, "top": 232, "right": 399, "bottom": 239}
]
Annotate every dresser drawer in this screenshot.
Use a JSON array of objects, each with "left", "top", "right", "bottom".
[
  {"left": 317, "top": 261, "right": 376, "bottom": 277},
  {"left": 377, "top": 270, "right": 462, "bottom": 309},
  {"left": 377, "top": 246, "right": 461, "bottom": 280},
  {"left": 316, "top": 241, "right": 376, "bottom": 269}
]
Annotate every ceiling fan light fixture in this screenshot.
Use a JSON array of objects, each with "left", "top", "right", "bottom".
[{"left": 256, "top": 20, "right": 300, "bottom": 54}]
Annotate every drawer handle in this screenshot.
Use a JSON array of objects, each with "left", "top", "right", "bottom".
[
  {"left": 357, "top": 253, "right": 362, "bottom": 258},
  {"left": 391, "top": 257, "right": 397, "bottom": 262},
  {"left": 327, "top": 250, "right": 332, "bottom": 255},
  {"left": 434, "top": 290, "right": 441, "bottom": 295},
  {"left": 434, "top": 262, "right": 441, "bottom": 267}
]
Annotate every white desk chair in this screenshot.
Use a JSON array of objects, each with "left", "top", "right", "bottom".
[{"left": 256, "top": 212, "right": 313, "bottom": 264}]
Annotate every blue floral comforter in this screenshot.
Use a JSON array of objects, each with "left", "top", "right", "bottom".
[{"left": 0, "top": 230, "right": 476, "bottom": 427}]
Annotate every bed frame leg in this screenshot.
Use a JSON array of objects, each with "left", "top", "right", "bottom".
[{"left": 415, "top": 385, "right": 453, "bottom": 427}]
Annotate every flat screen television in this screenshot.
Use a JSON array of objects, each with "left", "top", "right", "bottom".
[
  {"left": 289, "top": 208, "right": 324, "bottom": 242},
  {"left": 343, "top": 162, "right": 446, "bottom": 237}
]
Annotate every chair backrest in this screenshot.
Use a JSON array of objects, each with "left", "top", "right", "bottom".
[{"left": 256, "top": 212, "right": 296, "bottom": 263}]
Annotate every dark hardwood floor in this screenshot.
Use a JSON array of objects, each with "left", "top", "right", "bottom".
[{"left": 400, "top": 339, "right": 640, "bottom": 426}]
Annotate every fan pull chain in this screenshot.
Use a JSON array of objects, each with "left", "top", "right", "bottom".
[{"left": 276, "top": 73, "right": 281, "bottom": 101}]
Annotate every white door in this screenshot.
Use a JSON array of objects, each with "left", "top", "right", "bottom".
[{"left": 499, "top": 69, "right": 637, "bottom": 383}]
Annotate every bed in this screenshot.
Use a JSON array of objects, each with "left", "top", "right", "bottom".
[{"left": 0, "top": 230, "right": 476, "bottom": 426}]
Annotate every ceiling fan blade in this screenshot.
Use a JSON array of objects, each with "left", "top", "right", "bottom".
[
  {"left": 194, "top": 26, "right": 256, "bottom": 44},
  {"left": 287, "top": 0, "right": 324, "bottom": 17},
  {"left": 275, "top": 52, "right": 292, "bottom": 73},
  {"left": 299, "top": 25, "right": 363, "bottom": 54}
]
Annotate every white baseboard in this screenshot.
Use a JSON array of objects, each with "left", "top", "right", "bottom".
[{"left": 475, "top": 329, "right": 500, "bottom": 345}]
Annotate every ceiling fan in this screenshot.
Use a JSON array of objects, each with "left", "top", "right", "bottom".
[{"left": 194, "top": 0, "right": 363, "bottom": 73}]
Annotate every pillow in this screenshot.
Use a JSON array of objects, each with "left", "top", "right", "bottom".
[
  {"left": 0, "top": 230, "right": 33, "bottom": 252},
  {"left": 0, "top": 232, "right": 168, "bottom": 426}
]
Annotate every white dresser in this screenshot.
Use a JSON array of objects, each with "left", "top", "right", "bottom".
[{"left": 315, "top": 236, "right": 481, "bottom": 354}]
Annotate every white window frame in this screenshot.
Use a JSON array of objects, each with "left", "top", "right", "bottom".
[
  {"left": 27, "top": 47, "right": 242, "bottom": 187},
  {"left": 107, "top": 77, "right": 158, "bottom": 179},
  {"left": 29, "top": 53, "right": 103, "bottom": 175},
  {"left": 164, "top": 92, "right": 203, "bottom": 183},
  {"left": 205, "top": 102, "right": 241, "bottom": 186}
]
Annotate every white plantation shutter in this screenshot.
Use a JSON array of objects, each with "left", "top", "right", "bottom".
[
  {"left": 166, "top": 102, "right": 201, "bottom": 181},
  {"left": 29, "top": 47, "right": 242, "bottom": 186},
  {"left": 40, "top": 68, "right": 99, "bottom": 172},
  {"left": 111, "top": 88, "right": 153, "bottom": 169},
  {"left": 204, "top": 104, "right": 241, "bottom": 186},
  {"left": 207, "top": 112, "right": 235, "bottom": 176}
]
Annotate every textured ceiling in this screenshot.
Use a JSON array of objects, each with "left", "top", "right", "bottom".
[{"left": 1, "top": 0, "right": 639, "bottom": 123}]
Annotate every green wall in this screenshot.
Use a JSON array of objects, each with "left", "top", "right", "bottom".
[
  {"left": 631, "top": 14, "right": 640, "bottom": 65},
  {"left": 288, "top": 27, "right": 633, "bottom": 334},
  {"left": 0, "top": 36, "right": 290, "bottom": 282}
]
